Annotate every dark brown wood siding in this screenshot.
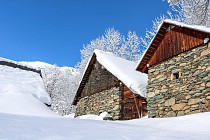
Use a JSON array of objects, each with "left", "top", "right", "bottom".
[
  {"left": 121, "top": 85, "right": 147, "bottom": 120},
  {"left": 149, "top": 27, "right": 206, "bottom": 67},
  {"left": 81, "top": 61, "right": 119, "bottom": 98}
]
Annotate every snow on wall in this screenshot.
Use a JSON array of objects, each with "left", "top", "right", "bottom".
[{"left": 94, "top": 49, "right": 148, "bottom": 97}]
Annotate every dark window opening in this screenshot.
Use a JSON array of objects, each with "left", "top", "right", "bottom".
[
  {"left": 174, "top": 73, "right": 179, "bottom": 79},
  {"left": 171, "top": 72, "right": 182, "bottom": 80}
]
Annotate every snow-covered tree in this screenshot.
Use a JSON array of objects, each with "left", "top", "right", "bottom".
[
  {"left": 166, "top": 0, "right": 210, "bottom": 26},
  {"left": 78, "top": 28, "right": 141, "bottom": 73},
  {"left": 140, "top": 0, "right": 210, "bottom": 50},
  {"left": 41, "top": 65, "right": 78, "bottom": 115},
  {"left": 119, "top": 31, "right": 141, "bottom": 61},
  {"left": 139, "top": 15, "right": 169, "bottom": 49},
  {"left": 75, "top": 28, "right": 143, "bottom": 91}
]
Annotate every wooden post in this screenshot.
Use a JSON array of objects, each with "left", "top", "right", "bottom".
[{"left": 133, "top": 94, "right": 141, "bottom": 118}]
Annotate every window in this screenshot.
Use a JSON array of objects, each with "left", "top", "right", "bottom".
[
  {"left": 171, "top": 71, "right": 182, "bottom": 80},
  {"left": 173, "top": 72, "right": 179, "bottom": 79}
]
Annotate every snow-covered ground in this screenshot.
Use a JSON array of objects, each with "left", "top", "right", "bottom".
[
  {"left": 1, "top": 57, "right": 210, "bottom": 139},
  {"left": 0, "top": 112, "right": 210, "bottom": 140}
]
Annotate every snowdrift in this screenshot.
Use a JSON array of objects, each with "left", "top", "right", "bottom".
[
  {"left": 0, "top": 65, "right": 58, "bottom": 117},
  {"left": 0, "top": 112, "right": 210, "bottom": 139}
]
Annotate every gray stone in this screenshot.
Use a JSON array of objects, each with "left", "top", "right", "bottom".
[
  {"left": 172, "top": 69, "right": 180, "bottom": 74},
  {"left": 147, "top": 43, "right": 210, "bottom": 118},
  {"left": 165, "top": 98, "right": 176, "bottom": 106},
  {"left": 113, "top": 105, "right": 120, "bottom": 111},
  {"left": 171, "top": 103, "right": 186, "bottom": 111},
  {"left": 193, "top": 93, "right": 204, "bottom": 97},
  {"left": 177, "top": 111, "right": 185, "bottom": 116},
  {"left": 154, "top": 94, "right": 164, "bottom": 100},
  {"left": 158, "top": 77, "right": 167, "bottom": 82},
  {"left": 188, "top": 98, "right": 200, "bottom": 105},
  {"left": 147, "top": 92, "right": 155, "bottom": 98},
  {"left": 165, "top": 111, "right": 176, "bottom": 117}
]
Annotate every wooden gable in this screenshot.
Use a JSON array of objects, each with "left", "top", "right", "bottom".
[
  {"left": 136, "top": 22, "right": 210, "bottom": 73},
  {"left": 72, "top": 53, "right": 119, "bottom": 105}
]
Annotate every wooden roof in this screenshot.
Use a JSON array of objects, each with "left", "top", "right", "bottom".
[{"left": 136, "top": 20, "right": 210, "bottom": 73}]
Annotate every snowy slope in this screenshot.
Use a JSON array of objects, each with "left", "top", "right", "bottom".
[
  {"left": 19, "top": 61, "right": 77, "bottom": 75},
  {"left": 0, "top": 65, "right": 58, "bottom": 117},
  {"left": 0, "top": 112, "right": 210, "bottom": 139}
]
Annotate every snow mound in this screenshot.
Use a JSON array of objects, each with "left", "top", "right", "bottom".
[
  {"left": 0, "top": 65, "right": 58, "bottom": 117},
  {"left": 77, "top": 114, "right": 99, "bottom": 120},
  {"left": 94, "top": 49, "right": 148, "bottom": 97},
  {"left": 77, "top": 112, "right": 111, "bottom": 120}
]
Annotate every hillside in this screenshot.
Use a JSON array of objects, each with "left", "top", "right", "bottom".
[
  {"left": 19, "top": 61, "right": 77, "bottom": 75},
  {"left": 0, "top": 57, "right": 78, "bottom": 115}
]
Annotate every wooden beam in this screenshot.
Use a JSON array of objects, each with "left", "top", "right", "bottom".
[
  {"left": 133, "top": 94, "right": 141, "bottom": 118},
  {"left": 157, "top": 32, "right": 164, "bottom": 36},
  {"left": 156, "top": 36, "right": 162, "bottom": 40},
  {"left": 152, "top": 43, "right": 158, "bottom": 47},
  {"left": 148, "top": 49, "right": 154, "bottom": 53},
  {"left": 159, "top": 29, "right": 166, "bottom": 33},
  {"left": 150, "top": 47, "right": 156, "bottom": 50},
  {"left": 145, "top": 53, "right": 152, "bottom": 56},
  {"left": 154, "top": 40, "right": 160, "bottom": 43},
  {"left": 144, "top": 56, "right": 150, "bottom": 59}
]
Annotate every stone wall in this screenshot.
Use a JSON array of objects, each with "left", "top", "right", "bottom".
[
  {"left": 147, "top": 42, "right": 210, "bottom": 118},
  {"left": 75, "top": 87, "right": 122, "bottom": 120},
  {"left": 81, "top": 61, "right": 119, "bottom": 98}
]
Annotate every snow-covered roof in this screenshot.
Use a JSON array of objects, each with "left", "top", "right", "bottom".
[
  {"left": 94, "top": 49, "right": 147, "bottom": 97},
  {"left": 0, "top": 57, "right": 40, "bottom": 71},
  {"left": 136, "top": 19, "right": 210, "bottom": 71},
  {"left": 164, "top": 19, "right": 210, "bottom": 34},
  {"left": 0, "top": 57, "right": 42, "bottom": 76},
  {"left": 80, "top": 50, "right": 147, "bottom": 98}
]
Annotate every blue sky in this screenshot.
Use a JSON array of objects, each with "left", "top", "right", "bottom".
[{"left": 0, "top": 0, "right": 170, "bottom": 67}]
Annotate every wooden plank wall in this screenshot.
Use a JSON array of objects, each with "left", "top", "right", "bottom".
[
  {"left": 121, "top": 85, "right": 147, "bottom": 120},
  {"left": 149, "top": 27, "right": 206, "bottom": 66},
  {"left": 81, "top": 61, "right": 119, "bottom": 98}
]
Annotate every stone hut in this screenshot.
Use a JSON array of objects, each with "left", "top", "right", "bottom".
[
  {"left": 73, "top": 49, "right": 147, "bottom": 120},
  {"left": 136, "top": 19, "right": 210, "bottom": 118}
]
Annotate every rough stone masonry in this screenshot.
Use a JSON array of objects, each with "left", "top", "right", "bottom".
[
  {"left": 147, "top": 42, "right": 210, "bottom": 118},
  {"left": 75, "top": 87, "right": 122, "bottom": 120}
]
